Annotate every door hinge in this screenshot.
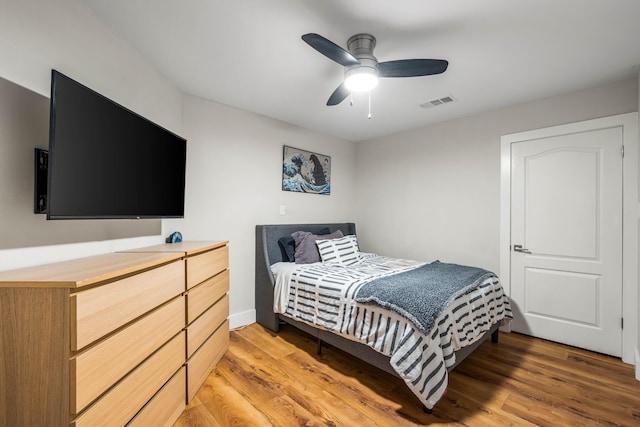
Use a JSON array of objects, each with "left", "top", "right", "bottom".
[
  {"left": 621, "top": 317, "right": 624, "bottom": 329},
  {"left": 621, "top": 145, "right": 624, "bottom": 158}
]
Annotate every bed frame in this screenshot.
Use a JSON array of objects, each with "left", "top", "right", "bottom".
[{"left": 255, "top": 223, "right": 499, "bottom": 389}]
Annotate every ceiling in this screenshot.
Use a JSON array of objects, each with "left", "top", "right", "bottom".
[{"left": 81, "top": 0, "right": 640, "bottom": 142}]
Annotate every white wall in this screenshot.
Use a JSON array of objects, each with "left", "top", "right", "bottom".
[
  {"left": 0, "top": 1, "right": 181, "bottom": 132},
  {"left": 0, "top": 0, "right": 183, "bottom": 270},
  {"left": 354, "top": 76, "right": 638, "bottom": 275},
  {"left": 164, "top": 95, "right": 356, "bottom": 327}
]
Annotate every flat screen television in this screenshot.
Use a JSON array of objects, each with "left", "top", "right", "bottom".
[{"left": 45, "top": 70, "right": 186, "bottom": 219}]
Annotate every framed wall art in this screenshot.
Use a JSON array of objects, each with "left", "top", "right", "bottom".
[{"left": 282, "top": 145, "right": 331, "bottom": 195}]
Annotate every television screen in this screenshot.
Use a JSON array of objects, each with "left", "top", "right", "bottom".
[{"left": 47, "top": 70, "right": 186, "bottom": 219}]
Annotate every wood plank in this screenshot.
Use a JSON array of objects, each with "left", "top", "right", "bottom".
[
  {"left": 123, "top": 241, "right": 228, "bottom": 256},
  {"left": 71, "top": 259, "right": 185, "bottom": 350},
  {"left": 260, "top": 394, "right": 333, "bottom": 427},
  {"left": 187, "top": 294, "right": 229, "bottom": 357},
  {"left": 216, "top": 345, "right": 376, "bottom": 426},
  {"left": 0, "top": 252, "right": 182, "bottom": 289},
  {"left": 475, "top": 346, "right": 640, "bottom": 424},
  {"left": 429, "top": 389, "right": 539, "bottom": 426},
  {"left": 71, "top": 296, "right": 185, "bottom": 414},
  {"left": 307, "top": 338, "right": 399, "bottom": 396},
  {"left": 211, "top": 332, "right": 296, "bottom": 404},
  {"left": 445, "top": 364, "right": 511, "bottom": 409},
  {"left": 182, "top": 373, "right": 272, "bottom": 427},
  {"left": 72, "top": 332, "right": 185, "bottom": 427},
  {"left": 173, "top": 403, "right": 223, "bottom": 427},
  {"left": 213, "top": 326, "right": 415, "bottom": 426},
  {"left": 173, "top": 323, "right": 640, "bottom": 427},
  {"left": 0, "top": 288, "right": 70, "bottom": 427},
  {"left": 186, "top": 320, "right": 230, "bottom": 401},
  {"left": 280, "top": 350, "right": 423, "bottom": 427},
  {"left": 186, "top": 270, "right": 229, "bottom": 323},
  {"left": 232, "top": 321, "right": 298, "bottom": 360},
  {"left": 127, "top": 366, "right": 186, "bottom": 427},
  {"left": 186, "top": 246, "right": 229, "bottom": 289},
  {"left": 566, "top": 350, "right": 640, "bottom": 388}
]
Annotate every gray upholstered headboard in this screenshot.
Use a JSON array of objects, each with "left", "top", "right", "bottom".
[{"left": 254, "top": 223, "right": 356, "bottom": 331}]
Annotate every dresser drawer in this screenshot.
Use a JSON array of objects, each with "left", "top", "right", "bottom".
[
  {"left": 71, "top": 260, "right": 185, "bottom": 351},
  {"left": 186, "top": 245, "right": 228, "bottom": 289},
  {"left": 187, "top": 294, "right": 229, "bottom": 357},
  {"left": 187, "top": 320, "right": 229, "bottom": 401},
  {"left": 71, "top": 296, "right": 185, "bottom": 414},
  {"left": 71, "top": 332, "right": 185, "bottom": 427},
  {"left": 128, "top": 367, "right": 187, "bottom": 427},
  {"left": 187, "top": 269, "right": 229, "bottom": 323}
]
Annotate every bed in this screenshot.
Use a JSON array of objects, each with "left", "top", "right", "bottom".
[{"left": 255, "top": 222, "right": 512, "bottom": 412}]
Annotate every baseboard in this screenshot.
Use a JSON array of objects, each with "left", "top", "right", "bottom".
[
  {"left": 229, "top": 309, "right": 256, "bottom": 330},
  {"left": 635, "top": 347, "right": 640, "bottom": 381}
]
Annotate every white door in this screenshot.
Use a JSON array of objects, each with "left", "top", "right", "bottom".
[{"left": 510, "top": 126, "right": 623, "bottom": 357}]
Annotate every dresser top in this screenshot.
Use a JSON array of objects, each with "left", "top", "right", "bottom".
[
  {"left": 0, "top": 241, "right": 227, "bottom": 289},
  {"left": 0, "top": 252, "right": 183, "bottom": 289},
  {"left": 120, "top": 240, "right": 228, "bottom": 256}
]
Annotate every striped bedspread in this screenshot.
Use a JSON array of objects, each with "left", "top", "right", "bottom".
[{"left": 271, "top": 254, "right": 512, "bottom": 409}]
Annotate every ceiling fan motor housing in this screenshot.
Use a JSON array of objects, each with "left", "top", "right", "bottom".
[{"left": 346, "top": 33, "right": 379, "bottom": 75}]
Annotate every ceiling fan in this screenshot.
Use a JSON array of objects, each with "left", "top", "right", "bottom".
[{"left": 302, "top": 33, "right": 449, "bottom": 106}]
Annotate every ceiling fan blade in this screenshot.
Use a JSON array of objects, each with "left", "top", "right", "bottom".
[
  {"left": 302, "top": 33, "right": 360, "bottom": 67},
  {"left": 379, "top": 59, "right": 449, "bottom": 78},
  {"left": 327, "top": 82, "right": 351, "bottom": 106}
]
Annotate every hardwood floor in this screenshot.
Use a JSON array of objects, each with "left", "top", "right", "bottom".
[{"left": 174, "top": 323, "right": 640, "bottom": 426}]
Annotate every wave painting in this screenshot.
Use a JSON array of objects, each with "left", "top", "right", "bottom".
[{"left": 282, "top": 145, "right": 331, "bottom": 195}]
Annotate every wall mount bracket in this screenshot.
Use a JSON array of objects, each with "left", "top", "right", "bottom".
[{"left": 34, "top": 148, "right": 48, "bottom": 214}]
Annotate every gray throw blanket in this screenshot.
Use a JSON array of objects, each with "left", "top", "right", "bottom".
[{"left": 355, "top": 261, "right": 495, "bottom": 335}]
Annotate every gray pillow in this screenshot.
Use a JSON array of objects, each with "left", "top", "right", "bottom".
[
  {"left": 278, "top": 227, "right": 331, "bottom": 262},
  {"left": 292, "top": 230, "right": 344, "bottom": 264}
]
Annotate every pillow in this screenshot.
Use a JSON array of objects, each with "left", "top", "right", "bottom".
[
  {"left": 316, "top": 234, "right": 361, "bottom": 266},
  {"left": 292, "top": 230, "right": 343, "bottom": 264},
  {"left": 277, "top": 236, "right": 296, "bottom": 262},
  {"left": 278, "top": 227, "right": 331, "bottom": 262}
]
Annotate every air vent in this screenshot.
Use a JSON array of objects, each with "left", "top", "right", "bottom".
[{"left": 420, "top": 95, "right": 456, "bottom": 108}]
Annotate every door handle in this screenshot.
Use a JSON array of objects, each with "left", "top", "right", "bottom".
[{"left": 513, "top": 244, "right": 531, "bottom": 254}]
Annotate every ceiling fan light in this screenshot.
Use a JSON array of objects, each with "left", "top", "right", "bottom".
[{"left": 344, "top": 67, "right": 379, "bottom": 92}]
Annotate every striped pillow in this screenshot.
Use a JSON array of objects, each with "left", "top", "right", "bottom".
[{"left": 316, "top": 235, "right": 361, "bottom": 266}]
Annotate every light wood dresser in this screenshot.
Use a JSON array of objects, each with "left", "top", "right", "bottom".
[{"left": 0, "top": 240, "right": 229, "bottom": 427}]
